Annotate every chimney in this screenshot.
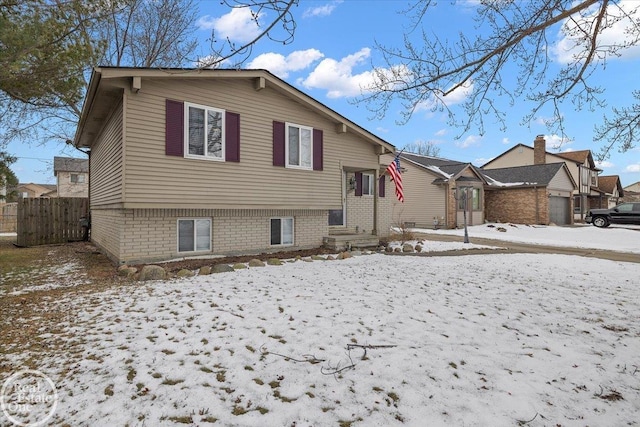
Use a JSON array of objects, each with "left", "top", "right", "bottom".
[{"left": 534, "top": 135, "right": 546, "bottom": 165}]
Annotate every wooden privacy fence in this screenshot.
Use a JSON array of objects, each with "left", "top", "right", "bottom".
[
  {"left": 1, "top": 203, "right": 17, "bottom": 233},
  {"left": 17, "top": 198, "right": 89, "bottom": 246}
]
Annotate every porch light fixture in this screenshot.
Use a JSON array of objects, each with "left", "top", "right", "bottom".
[{"left": 348, "top": 176, "right": 356, "bottom": 190}]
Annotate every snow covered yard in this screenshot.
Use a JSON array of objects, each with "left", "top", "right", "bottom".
[{"left": 5, "top": 251, "right": 639, "bottom": 426}]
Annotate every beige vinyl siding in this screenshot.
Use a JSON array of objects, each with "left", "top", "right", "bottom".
[
  {"left": 90, "top": 101, "right": 124, "bottom": 207},
  {"left": 548, "top": 169, "right": 574, "bottom": 197},
  {"left": 383, "top": 155, "right": 447, "bottom": 228},
  {"left": 123, "top": 78, "right": 378, "bottom": 210}
]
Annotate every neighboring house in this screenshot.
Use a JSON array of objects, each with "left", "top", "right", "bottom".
[
  {"left": 597, "top": 175, "right": 624, "bottom": 208},
  {"left": 381, "top": 152, "right": 488, "bottom": 229},
  {"left": 481, "top": 163, "right": 576, "bottom": 225},
  {"left": 54, "top": 156, "right": 89, "bottom": 197},
  {"left": 482, "top": 136, "right": 602, "bottom": 220},
  {"left": 73, "top": 67, "right": 395, "bottom": 265},
  {"left": 623, "top": 181, "right": 640, "bottom": 202},
  {"left": 16, "top": 183, "right": 57, "bottom": 199}
]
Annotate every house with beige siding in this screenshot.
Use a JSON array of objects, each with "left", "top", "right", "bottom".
[
  {"left": 381, "top": 152, "right": 488, "bottom": 229},
  {"left": 483, "top": 136, "right": 602, "bottom": 220},
  {"left": 73, "top": 67, "right": 395, "bottom": 264},
  {"left": 597, "top": 175, "right": 624, "bottom": 208},
  {"left": 54, "top": 156, "right": 89, "bottom": 197}
]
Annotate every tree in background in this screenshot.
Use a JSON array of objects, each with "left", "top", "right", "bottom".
[
  {"left": 0, "top": 152, "right": 18, "bottom": 202},
  {"left": 357, "top": 0, "right": 640, "bottom": 160},
  {"left": 402, "top": 140, "right": 441, "bottom": 158}
]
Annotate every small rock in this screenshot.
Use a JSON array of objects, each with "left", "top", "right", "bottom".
[
  {"left": 341, "top": 251, "right": 352, "bottom": 259},
  {"left": 139, "top": 265, "right": 166, "bottom": 281},
  {"left": 326, "top": 255, "right": 336, "bottom": 261},
  {"left": 118, "top": 265, "right": 137, "bottom": 277},
  {"left": 393, "top": 247, "right": 402, "bottom": 253},
  {"left": 415, "top": 244, "right": 423, "bottom": 252},
  {"left": 232, "top": 263, "right": 247, "bottom": 270},
  {"left": 311, "top": 255, "right": 325, "bottom": 261},
  {"left": 402, "top": 244, "right": 414, "bottom": 252},
  {"left": 212, "top": 264, "right": 234, "bottom": 273},
  {"left": 295, "top": 255, "right": 302, "bottom": 260},
  {"left": 302, "top": 257, "right": 313, "bottom": 262},
  {"left": 177, "top": 269, "right": 194, "bottom": 278},
  {"left": 350, "top": 250, "right": 362, "bottom": 256},
  {"left": 198, "top": 266, "right": 212, "bottom": 275},
  {"left": 497, "top": 227, "right": 507, "bottom": 232},
  {"left": 248, "top": 259, "right": 265, "bottom": 267},
  {"left": 267, "top": 258, "right": 282, "bottom": 266},
  {"left": 385, "top": 246, "right": 394, "bottom": 253}
]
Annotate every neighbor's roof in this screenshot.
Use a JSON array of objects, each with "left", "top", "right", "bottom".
[
  {"left": 555, "top": 150, "right": 601, "bottom": 171},
  {"left": 53, "top": 157, "right": 88, "bottom": 174},
  {"left": 73, "top": 67, "right": 396, "bottom": 154},
  {"left": 598, "top": 175, "right": 624, "bottom": 196},
  {"left": 481, "top": 162, "right": 576, "bottom": 188},
  {"left": 399, "top": 152, "right": 484, "bottom": 182}
]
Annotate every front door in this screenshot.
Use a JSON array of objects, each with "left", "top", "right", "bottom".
[{"left": 329, "top": 171, "right": 346, "bottom": 226}]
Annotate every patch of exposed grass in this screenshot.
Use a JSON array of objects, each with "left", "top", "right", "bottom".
[
  {"left": 161, "top": 378, "right": 184, "bottom": 386},
  {"left": 168, "top": 415, "right": 193, "bottom": 424},
  {"left": 216, "top": 371, "right": 226, "bottom": 382},
  {"left": 253, "top": 378, "right": 264, "bottom": 385},
  {"left": 200, "top": 366, "right": 213, "bottom": 373},
  {"left": 104, "top": 384, "right": 114, "bottom": 396},
  {"left": 127, "top": 368, "right": 136, "bottom": 382}
]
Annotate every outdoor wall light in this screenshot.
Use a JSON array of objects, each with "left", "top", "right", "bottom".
[{"left": 348, "top": 176, "right": 356, "bottom": 190}]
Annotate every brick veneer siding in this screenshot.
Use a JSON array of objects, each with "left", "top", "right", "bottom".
[
  {"left": 91, "top": 208, "right": 328, "bottom": 264},
  {"left": 485, "top": 187, "right": 550, "bottom": 225}
]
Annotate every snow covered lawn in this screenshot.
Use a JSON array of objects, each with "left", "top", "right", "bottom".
[{"left": 13, "top": 252, "right": 639, "bottom": 426}]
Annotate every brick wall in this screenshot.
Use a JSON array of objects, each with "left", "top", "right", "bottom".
[
  {"left": 93, "top": 208, "right": 328, "bottom": 264},
  {"left": 485, "top": 187, "right": 549, "bottom": 225}
]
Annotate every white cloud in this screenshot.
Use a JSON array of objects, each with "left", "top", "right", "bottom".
[
  {"left": 197, "top": 8, "right": 263, "bottom": 43},
  {"left": 551, "top": 0, "right": 640, "bottom": 63},
  {"left": 247, "top": 49, "right": 324, "bottom": 78},
  {"left": 435, "top": 129, "right": 447, "bottom": 137},
  {"left": 303, "top": 0, "right": 343, "bottom": 18},
  {"left": 415, "top": 80, "right": 474, "bottom": 112},
  {"left": 596, "top": 160, "right": 614, "bottom": 169},
  {"left": 376, "top": 126, "right": 389, "bottom": 134},
  {"left": 299, "top": 48, "right": 378, "bottom": 98},
  {"left": 475, "top": 157, "right": 493, "bottom": 166},
  {"left": 625, "top": 164, "right": 640, "bottom": 172},
  {"left": 546, "top": 134, "right": 571, "bottom": 149},
  {"left": 456, "top": 134, "right": 481, "bottom": 149},
  {"left": 502, "top": 137, "right": 510, "bottom": 144}
]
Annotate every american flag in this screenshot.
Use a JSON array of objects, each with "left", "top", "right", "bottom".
[{"left": 386, "top": 154, "right": 404, "bottom": 202}]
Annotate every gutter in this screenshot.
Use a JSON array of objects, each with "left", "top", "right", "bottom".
[{"left": 72, "top": 67, "right": 103, "bottom": 149}]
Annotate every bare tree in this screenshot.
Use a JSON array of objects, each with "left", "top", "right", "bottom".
[
  {"left": 595, "top": 90, "right": 640, "bottom": 159},
  {"left": 402, "top": 140, "right": 440, "bottom": 157},
  {"left": 199, "top": 0, "right": 299, "bottom": 68},
  {"left": 358, "top": 0, "right": 640, "bottom": 159}
]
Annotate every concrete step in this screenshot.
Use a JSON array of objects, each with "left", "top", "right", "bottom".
[{"left": 323, "top": 234, "right": 379, "bottom": 252}]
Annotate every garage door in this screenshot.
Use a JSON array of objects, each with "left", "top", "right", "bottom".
[{"left": 549, "top": 196, "right": 570, "bottom": 225}]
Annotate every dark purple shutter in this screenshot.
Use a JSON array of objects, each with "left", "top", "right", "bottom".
[
  {"left": 379, "top": 175, "right": 385, "bottom": 197},
  {"left": 355, "top": 172, "right": 363, "bottom": 196},
  {"left": 225, "top": 112, "right": 240, "bottom": 162},
  {"left": 165, "top": 99, "right": 184, "bottom": 156},
  {"left": 273, "top": 121, "right": 285, "bottom": 167},
  {"left": 313, "top": 129, "right": 323, "bottom": 171}
]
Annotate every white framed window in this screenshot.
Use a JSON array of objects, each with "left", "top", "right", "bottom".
[
  {"left": 285, "top": 122, "right": 312, "bottom": 170},
  {"left": 270, "top": 217, "right": 294, "bottom": 246},
  {"left": 185, "top": 102, "right": 225, "bottom": 161},
  {"left": 70, "top": 173, "right": 86, "bottom": 184},
  {"left": 362, "top": 173, "right": 374, "bottom": 196},
  {"left": 177, "top": 218, "right": 211, "bottom": 252}
]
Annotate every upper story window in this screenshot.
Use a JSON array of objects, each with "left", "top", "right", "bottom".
[
  {"left": 286, "top": 122, "right": 313, "bottom": 169},
  {"left": 591, "top": 172, "right": 598, "bottom": 186},
  {"left": 185, "top": 102, "right": 225, "bottom": 161},
  {"left": 70, "top": 173, "right": 86, "bottom": 184}
]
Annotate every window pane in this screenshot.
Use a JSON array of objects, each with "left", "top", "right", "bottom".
[
  {"left": 282, "top": 218, "right": 293, "bottom": 244},
  {"left": 328, "top": 209, "right": 344, "bottom": 226},
  {"left": 363, "top": 175, "right": 370, "bottom": 195},
  {"left": 472, "top": 188, "right": 480, "bottom": 210},
  {"left": 178, "top": 220, "right": 194, "bottom": 252},
  {"left": 270, "top": 219, "right": 281, "bottom": 245},
  {"left": 195, "top": 219, "right": 211, "bottom": 251},
  {"left": 207, "top": 110, "right": 223, "bottom": 158},
  {"left": 288, "top": 127, "right": 299, "bottom": 166},
  {"left": 300, "top": 128, "right": 312, "bottom": 168},
  {"left": 188, "top": 107, "right": 205, "bottom": 155}
]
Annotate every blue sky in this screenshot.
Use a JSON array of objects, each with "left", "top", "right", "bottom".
[{"left": 10, "top": 0, "right": 640, "bottom": 187}]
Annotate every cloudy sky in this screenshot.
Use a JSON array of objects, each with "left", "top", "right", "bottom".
[{"left": 11, "top": 0, "right": 640, "bottom": 187}]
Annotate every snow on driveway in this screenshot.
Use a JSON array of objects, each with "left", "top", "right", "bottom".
[
  {"left": 19, "top": 252, "right": 640, "bottom": 426},
  {"left": 413, "top": 223, "right": 640, "bottom": 254}
]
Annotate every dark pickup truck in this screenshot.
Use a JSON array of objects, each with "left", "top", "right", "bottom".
[{"left": 585, "top": 202, "right": 640, "bottom": 228}]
